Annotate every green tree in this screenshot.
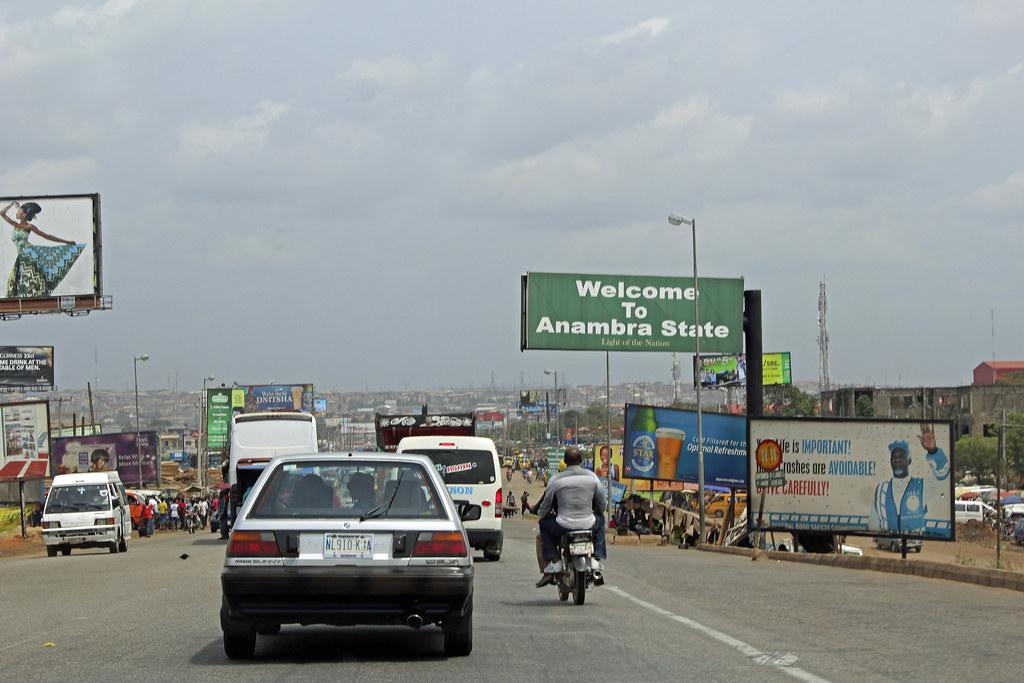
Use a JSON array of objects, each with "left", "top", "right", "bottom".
[
  {"left": 764, "top": 385, "right": 818, "bottom": 417},
  {"left": 1004, "top": 412, "right": 1024, "bottom": 482},
  {"left": 855, "top": 395, "right": 875, "bottom": 418},
  {"left": 955, "top": 435, "right": 997, "bottom": 484}
]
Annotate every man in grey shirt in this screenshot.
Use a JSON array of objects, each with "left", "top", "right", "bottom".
[{"left": 535, "top": 446, "right": 608, "bottom": 587}]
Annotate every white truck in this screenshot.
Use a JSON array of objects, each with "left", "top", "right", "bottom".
[{"left": 221, "top": 412, "right": 318, "bottom": 538}]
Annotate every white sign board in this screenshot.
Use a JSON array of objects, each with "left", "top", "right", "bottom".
[{"left": 748, "top": 418, "right": 954, "bottom": 540}]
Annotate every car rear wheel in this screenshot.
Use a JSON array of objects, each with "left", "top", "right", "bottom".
[
  {"left": 119, "top": 533, "right": 129, "bottom": 553},
  {"left": 221, "top": 602, "right": 257, "bottom": 659},
  {"left": 46, "top": 547, "right": 57, "bottom": 557},
  {"left": 61, "top": 546, "right": 71, "bottom": 556},
  {"left": 256, "top": 623, "right": 280, "bottom": 635},
  {"left": 483, "top": 544, "right": 502, "bottom": 561},
  {"left": 443, "top": 601, "right": 473, "bottom": 657},
  {"left": 109, "top": 538, "right": 120, "bottom": 554}
]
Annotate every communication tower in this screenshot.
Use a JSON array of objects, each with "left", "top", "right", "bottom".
[
  {"left": 671, "top": 353, "right": 680, "bottom": 403},
  {"left": 817, "top": 280, "right": 830, "bottom": 393}
]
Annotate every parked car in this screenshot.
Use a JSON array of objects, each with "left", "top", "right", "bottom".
[
  {"left": 1014, "top": 518, "right": 1024, "bottom": 546},
  {"left": 874, "top": 536, "right": 923, "bottom": 553},
  {"left": 955, "top": 500, "right": 996, "bottom": 524},
  {"left": 220, "top": 452, "right": 478, "bottom": 659},
  {"left": 706, "top": 491, "right": 747, "bottom": 519}
]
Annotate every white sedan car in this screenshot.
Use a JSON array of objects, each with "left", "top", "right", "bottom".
[{"left": 220, "top": 452, "right": 478, "bottom": 659}]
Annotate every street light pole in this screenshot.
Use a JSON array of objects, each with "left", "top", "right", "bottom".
[
  {"left": 669, "top": 214, "right": 704, "bottom": 543},
  {"left": 133, "top": 354, "right": 150, "bottom": 488},
  {"left": 545, "top": 369, "right": 559, "bottom": 446}
]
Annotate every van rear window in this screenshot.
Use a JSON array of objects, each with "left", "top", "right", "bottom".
[{"left": 402, "top": 449, "right": 496, "bottom": 485}]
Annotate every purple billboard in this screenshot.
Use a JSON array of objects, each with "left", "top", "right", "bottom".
[{"left": 50, "top": 432, "right": 158, "bottom": 486}]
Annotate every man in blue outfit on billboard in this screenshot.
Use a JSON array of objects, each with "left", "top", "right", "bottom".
[{"left": 870, "top": 424, "right": 949, "bottom": 533}]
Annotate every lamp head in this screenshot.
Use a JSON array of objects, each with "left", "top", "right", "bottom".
[
  {"left": 667, "top": 214, "right": 687, "bottom": 226},
  {"left": 205, "top": 375, "right": 215, "bottom": 382},
  {"left": 544, "top": 369, "right": 553, "bottom": 376},
  {"left": 138, "top": 354, "right": 150, "bottom": 362}
]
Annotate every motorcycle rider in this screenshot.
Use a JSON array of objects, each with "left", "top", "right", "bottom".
[{"left": 535, "top": 446, "right": 608, "bottom": 587}]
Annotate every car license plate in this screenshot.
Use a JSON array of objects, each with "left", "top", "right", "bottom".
[
  {"left": 569, "top": 541, "right": 593, "bottom": 556},
  {"left": 323, "top": 534, "right": 374, "bottom": 559}
]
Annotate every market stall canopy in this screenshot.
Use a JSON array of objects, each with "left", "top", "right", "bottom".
[{"left": 0, "top": 460, "right": 47, "bottom": 482}]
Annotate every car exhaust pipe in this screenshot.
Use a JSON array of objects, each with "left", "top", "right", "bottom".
[{"left": 406, "top": 613, "right": 424, "bottom": 629}]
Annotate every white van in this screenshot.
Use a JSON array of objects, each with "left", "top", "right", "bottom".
[
  {"left": 954, "top": 499, "right": 995, "bottom": 524},
  {"left": 397, "top": 436, "right": 504, "bottom": 560},
  {"left": 224, "top": 412, "right": 318, "bottom": 537},
  {"left": 42, "top": 471, "right": 132, "bottom": 556}
]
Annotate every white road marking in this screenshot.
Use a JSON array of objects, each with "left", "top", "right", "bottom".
[{"left": 606, "top": 585, "right": 831, "bottom": 683}]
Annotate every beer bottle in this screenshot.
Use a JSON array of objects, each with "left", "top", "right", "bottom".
[{"left": 627, "top": 406, "right": 657, "bottom": 476}]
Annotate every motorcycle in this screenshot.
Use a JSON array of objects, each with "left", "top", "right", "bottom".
[{"left": 553, "top": 530, "right": 601, "bottom": 605}]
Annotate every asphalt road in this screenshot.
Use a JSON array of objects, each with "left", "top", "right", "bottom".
[{"left": 1, "top": 520, "right": 1022, "bottom": 682}]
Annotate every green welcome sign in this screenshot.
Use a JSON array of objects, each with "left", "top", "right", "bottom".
[{"left": 521, "top": 272, "right": 744, "bottom": 353}]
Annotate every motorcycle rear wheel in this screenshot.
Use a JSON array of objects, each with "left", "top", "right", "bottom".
[{"left": 572, "top": 565, "right": 587, "bottom": 606}]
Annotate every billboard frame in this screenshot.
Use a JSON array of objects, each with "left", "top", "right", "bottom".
[
  {"left": 0, "top": 193, "right": 112, "bottom": 318},
  {"left": 746, "top": 415, "right": 956, "bottom": 542}
]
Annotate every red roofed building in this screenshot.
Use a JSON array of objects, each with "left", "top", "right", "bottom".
[{"left": 973, "top": 361, "right": 1024, "bottom": 386}]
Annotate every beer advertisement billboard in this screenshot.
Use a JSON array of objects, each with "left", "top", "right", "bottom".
[
  {"left": 621, "top": 404, "right": 746, "bottom": 487},
  {"left": 747, "top": 418, "right": 954, "bottom": 540},
  {"left": 0, "top": 346, "right": 54, "bottom": 392},
  {"left": 50, "top": 432, "right": 158, "bottom": 486},
  {"left": 522, "top": 272, "right": 744, "bottom": 353},
  {"left": 0, "top": 194, "right": 104, "bottom": 314}
]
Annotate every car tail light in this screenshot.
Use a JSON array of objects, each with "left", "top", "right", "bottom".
[
  {"left": 95, "top": 516, "right": 116, "bottom": 526},
  {"left": 494, "top": 488, "right": 503, "bottom": 518},
  {"left": 412, "top": 531, "right": 467, "bottom": 557},
  {"left": 41, "top": 520, "right": 60, "bottom": 529},
  {"left": 227, "top": 531, "right": 280, "bottom": 557}
]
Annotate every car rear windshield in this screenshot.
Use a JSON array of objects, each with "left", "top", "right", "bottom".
[
  {"left": 45, "top": 484, "right": 111, "bottom": 513},
  {"left": 400, "top": 449, "right": 496, "bottom": 485},
  {"left": 248, "top": 461, "right": 446, "bottom": 520}
]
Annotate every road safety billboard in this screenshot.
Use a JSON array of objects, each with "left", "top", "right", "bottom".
[
  {"left": 747, "top": 418, "right": 954, "bottom": 540},
  {"left": 521, "top": 272, "right": 744, "bottom": 353},
  {"left": 622, "top": 404, "right": 746, "bottom": 487},
  {"left": 51, "top": 432, "right": 158, "bottom": 486},
  {"left": 0, "top": 194, "right": 105, "bottom": 314},
  {"left": 0, "top": 346, "right": 54, "bottom": 392},
  {"left": 694, "top": 352, "right": 792, "bottom": 388}
]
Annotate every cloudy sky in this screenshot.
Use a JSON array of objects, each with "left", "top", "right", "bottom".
[{"left": 1, "top": 1, "right": 1022, "bottom": 393}]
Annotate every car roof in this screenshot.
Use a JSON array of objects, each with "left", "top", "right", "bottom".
[{"left": 51, "top": 472, "right": 121, "bottom": 485}]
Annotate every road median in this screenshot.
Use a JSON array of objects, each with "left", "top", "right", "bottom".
[{"left": 696, "top": 543, "right": 1024, "bottom": 592}]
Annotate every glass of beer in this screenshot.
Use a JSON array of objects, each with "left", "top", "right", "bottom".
[{"left": 655, "top": 427, "right": 686, "bottom": 480}]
